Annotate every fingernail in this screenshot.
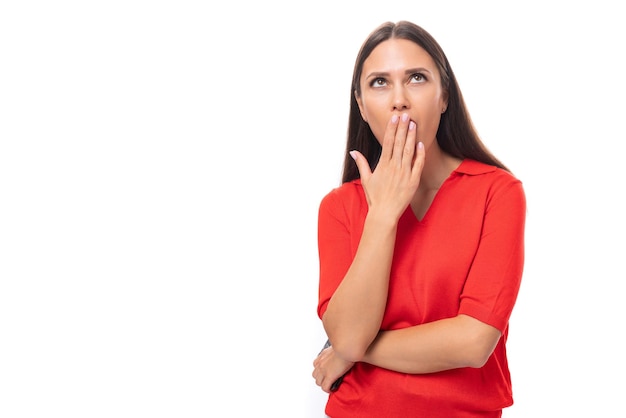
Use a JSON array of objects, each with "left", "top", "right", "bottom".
[
  {"left": 402, "top": 113, "right": 409, "bottom": 122},
  {"left": 391, "top": 115, "right": 398, "bottom": 123},
  {"left": 418, "top": 142, "right": 424, "bottom": 150},
  {"left": 409, "top": 121, "right": 416, "bottom": 130},
  {"left": 349, "top": 150, "right": 357, "bottom": 160}
]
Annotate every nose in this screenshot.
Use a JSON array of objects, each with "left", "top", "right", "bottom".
[{"left": 392, "top": 86, "right": 409, "bottom": 111}]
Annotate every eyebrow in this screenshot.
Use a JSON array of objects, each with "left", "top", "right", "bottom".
[{"left": 365, "top": 67, "right": 432, "bottom": 80}]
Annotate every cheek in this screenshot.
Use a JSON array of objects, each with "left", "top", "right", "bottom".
[
  {"left": 360, "top": 105, "right": 387, "bottom": 145},
  {"left": 366, "top": 115, "right": 387, "bottom": 145},
  {"left": 416, "top": 111, "right": 442, "bottom": 143}
]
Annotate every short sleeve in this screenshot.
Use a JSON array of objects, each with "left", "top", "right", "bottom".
[{"left": 458, "top": 179, "right": 526, "bottom": 333}]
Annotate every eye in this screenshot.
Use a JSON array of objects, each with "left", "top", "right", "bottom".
[
  {"left": 410, "top": 73, "right": 427, "bottom": 83},
  {"left": 370, "top": 77, "right": 387, "bottom": 88}
]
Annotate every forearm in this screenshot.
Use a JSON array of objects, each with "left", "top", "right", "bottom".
[
  {"left": 362, "top": 314, "right": 502, "bottom": 373},
  {"left": 322, "top": 212, "right": 397, "bottom": 362}
]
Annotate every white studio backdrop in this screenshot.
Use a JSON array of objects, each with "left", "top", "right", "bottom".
[{"left": 1, "top": 1, "right": 624, "bottom": 417}]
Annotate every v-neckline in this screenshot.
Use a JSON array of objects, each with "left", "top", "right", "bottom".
[
  {"left": 407, "top": 161, "right": 462, "bottom": 223},
  {"left": 409, "top": 188, "right": 439, "bottom": 222}
]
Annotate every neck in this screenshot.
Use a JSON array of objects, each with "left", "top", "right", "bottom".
[{"left": 419, "top": 143, "right": 462, "bottom": 191}]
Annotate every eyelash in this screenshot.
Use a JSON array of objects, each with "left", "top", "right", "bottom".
[
  {"left": 369, "top": 73, "right": 427, "bottom": 87},
  {"left": 411, "top": 73, "right": 427, "bottom": 83}
]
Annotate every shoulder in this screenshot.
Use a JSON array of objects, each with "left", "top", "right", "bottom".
[
  {"left": 319, "top": 180, "right": 366, "bottom": 217},
  {"left": 320, "top": 179, "right": 363, "bottom": 204},
  {"left": 453, "top": 159, "right": 526, "bottom": 206},
  {"left": 455, "top": 159, "right": 523, "bottom": 188}
]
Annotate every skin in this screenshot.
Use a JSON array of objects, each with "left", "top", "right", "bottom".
[{"left": 312, "top": 39, "right": 502, "bottom": 393}]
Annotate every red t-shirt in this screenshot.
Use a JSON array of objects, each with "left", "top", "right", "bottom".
[{"left": 317, "top": 159, "right": 526, "bottom": 418}]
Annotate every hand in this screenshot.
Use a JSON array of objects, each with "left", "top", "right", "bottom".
[
  {"left": 350, "top": 113, "right": 425, "bottom": 221},
  {"left": 312, "top": 344, "right": 354, "bottom": 393}
]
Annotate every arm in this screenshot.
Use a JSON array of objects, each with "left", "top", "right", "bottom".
[
  {"left": 321, "top": 209, "right": 397, "bottom": 362},
  {"left": 322, "top": 114, "right": 425, "bottom": 362},
  {"left": 363, "top": 314, "right": 501, "bottom": 373},
  {"left": 313, "top": 315, "right": 498, "bottom": 393}
]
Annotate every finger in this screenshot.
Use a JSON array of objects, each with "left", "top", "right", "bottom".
[
  {"left": 312, "top": 366, "right": 321, "bottom": 381},
  {"left": 380, "top": 114, "right": 399, "bottom": 162},
  {"left": 349, "top": 150, "right": 372, "bottom": 183},
  {"left": 312, "top": 366, "right": 322, "bottom": 382},
  {"left": 314, "top": 372, "right": 330, "bottom": 393},
  {"left": 410, "top": 141, "right": 426, "bottom": 185},
  {"left": 392, "top": 113, "right": 410, "bottom": 163},
  {"left": 402, "top": 120, "right": 417, "bottom": 168},
  {"left": 321, "top": 381, "right": 332, "bottom": 393}
]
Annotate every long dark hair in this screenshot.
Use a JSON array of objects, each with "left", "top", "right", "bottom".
[{"left": 341, "top": 21, "right": 509, "bottom": 183}]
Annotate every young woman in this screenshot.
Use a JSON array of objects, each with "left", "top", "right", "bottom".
[{"left": 312, "top": 21, "right": 526, "bottom": 417}]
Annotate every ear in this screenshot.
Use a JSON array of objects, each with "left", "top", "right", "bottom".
[
  {"left": 441, "top": 90, "right": 449, "bottom": 114},
  {"left": 355, "top": 89, "right": 367, "bottom": 122}
]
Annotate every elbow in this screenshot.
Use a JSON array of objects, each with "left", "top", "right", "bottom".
[
  {"left": 322, "top": 316, "right": 372, "bottom": 363},
  {"left": 456, "top": 315, "right": 501, "bottom": 368},
  {"left": 465, "top": 346, "right": 493, "bottom": 368},
  {"left": 462, "top": 336, "right": 499, "bottom": 368}
]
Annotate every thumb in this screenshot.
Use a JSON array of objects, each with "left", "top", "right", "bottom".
[{"left": 350, "top": 150, "right": 372, "bottom": 182}]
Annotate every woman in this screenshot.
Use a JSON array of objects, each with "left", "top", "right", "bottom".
[{"left": 312, "top": 21, "right": 526, "bottom": 417}]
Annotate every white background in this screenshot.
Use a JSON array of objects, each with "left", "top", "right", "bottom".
[{"left": 1, "top": 1, "right": 625, "bottom": 417}]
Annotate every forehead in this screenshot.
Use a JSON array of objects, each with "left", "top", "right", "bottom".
[{"left": 363, "top": 38, "right": 437, "bottom": 74}]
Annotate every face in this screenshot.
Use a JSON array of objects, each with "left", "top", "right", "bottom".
[{"left": 356, "top": 38, "right": 448, "bottom": 149}]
